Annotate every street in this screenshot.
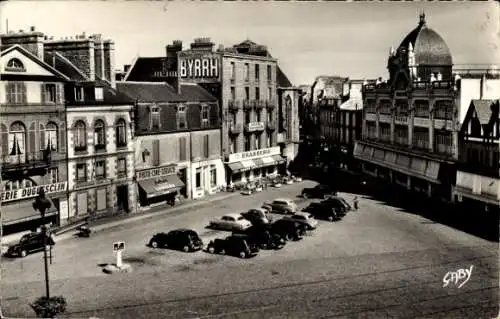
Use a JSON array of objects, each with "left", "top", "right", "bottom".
[{"left": 1, "top": 180, "right": 498, "bottom": 318}]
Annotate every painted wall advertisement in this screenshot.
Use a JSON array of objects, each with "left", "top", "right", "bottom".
[
  {"left": 0, "top": 182, "right": 68, "bottom": 203},
  {"left": 178, "top": 52, "right": 220, "bottom": 81}
]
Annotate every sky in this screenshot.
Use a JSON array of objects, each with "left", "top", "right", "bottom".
[{"left": 1, "top": 1, "right": 498, "bottom": 85}]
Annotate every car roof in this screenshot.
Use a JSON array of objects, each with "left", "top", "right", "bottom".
[
  {"left": 223, "top": 213, "right": 243, "bottom": 219},
  {"left": 293, "top": 212, "right": 309, "bottom": 217},
  {"left": 273, "top": 198, "right": 293, "bottom": 202}
]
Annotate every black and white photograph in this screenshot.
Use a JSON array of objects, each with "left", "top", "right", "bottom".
[{"left": 0, "top": 0, "right": 498, "bottom": 318}]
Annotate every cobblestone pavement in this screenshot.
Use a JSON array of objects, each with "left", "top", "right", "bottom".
[{"left": 1, "top": 180, "right": 498, "bottom": 318}]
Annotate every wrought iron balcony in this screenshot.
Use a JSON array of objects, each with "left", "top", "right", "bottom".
[
  {"left": 228, "top": 100, "right": 241, "bottom": 112},
  {"left": 229, "top": 123, "right": 242, "bottom": 135},
  {"left": 1, "top": 150, "right": 51, "bottom": 172}
]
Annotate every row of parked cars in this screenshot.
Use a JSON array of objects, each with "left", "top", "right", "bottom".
[{"left": 147, "top": 185, "right": 353, "bottom": 260}]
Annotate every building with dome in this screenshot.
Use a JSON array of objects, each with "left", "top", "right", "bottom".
[{"left": 354, "top": 13, "right": 462, "bottom": 202}]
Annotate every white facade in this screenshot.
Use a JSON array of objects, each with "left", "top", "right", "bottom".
[{"left": 190, "top": 158, "right": 225, "bottom": 199}]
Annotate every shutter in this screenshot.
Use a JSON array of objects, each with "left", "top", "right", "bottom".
[
  {"left": 152, "top": 139, "right": 160, "bottom": 166},
  {"left": 77, "top": 193, "right": 88, "bottom": 216},
  {"left": 0, "top": 124, "right": 8, "bottom": 158},
  {"left": 39, "top": 123, "right": 45, "bottom": 150},
  {"left": 204, "top": 135, "right": 209, "bottom": 158},
  {"left": 59, "top": 122, "right": 66, "bottom": 152},
  {"left": 96, "top": 188, "right": 107, "bottom": 211},
  {"left": 41, "top": 83, "right": 46, "bottom": 103},
  {"left": 29, "top": 123, "right": 36, "bottom": 154}
]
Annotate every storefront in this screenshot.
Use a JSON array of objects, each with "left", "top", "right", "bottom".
[
  {"left": 225, "top": 146, "right": 286, "bottom": 185},
  {"left": 191, "top": 158, "right": 225, "bottom": 199},
  {"left": 136, "top": 164, "right": 186, "bottom": 208},
  {"left": 0, "top": 181, "right": 68, "bottom": 233}
]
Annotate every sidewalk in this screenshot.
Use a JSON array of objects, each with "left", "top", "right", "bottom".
[{"left": 1, "top": 190, "right": 239, "bottom": 249}]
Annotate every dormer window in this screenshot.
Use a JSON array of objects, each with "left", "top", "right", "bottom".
[
  {"left": 6, "top": 58, "right": 25, "bottom": 72},
  {"left": 177, "top": 105, "right": 187, "bottom": 130},
  {"left": 95, "top": 87, "right": 104, "bottom": 101},
  {"left": 75, "top": 87, "right": 84, "bottom": 101},
  {"left": 201, "top": 104, "right": 210, "bottom": 128},
  {"left": 149, "top": 105, "right": 160, "bottom": 130}
]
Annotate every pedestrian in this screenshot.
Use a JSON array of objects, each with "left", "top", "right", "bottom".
[{"left": 353, "top": 196, "right": 359, "bottom": 211}]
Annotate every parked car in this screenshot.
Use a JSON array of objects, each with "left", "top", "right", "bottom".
[
  {"left": 283, "top": 177, "right": 294, "bottom": 185},
  {"left": 272, "top": 178, "right": 283, "bottom": 188},
  {"left": 283, "top": 212, "right": 318, "bottom": 230},
  {"left": 206, "top": 236, "right": 259, "bottom": 258},
  {"left": 5, "top": 232, "right": 55, "bottom": 258},
  {"left": 148, "top": 229, "right": 203, "bottom": 252},
  {"left": 302, "top": 202, "right": 342, "bottom": 222},
  {"left": 301, "top": 184, "right": 336, "bottom": 199},
  {"left": 292, "top": 176, "right": 303, "bottom": 182},
  {"left": 241, "top": 188, "right": 253, "bottom": 195},
  {"left": 232, "top": 226, "right": 285, "bottom": 250},
  {"left": 209, "top": 214, "right": 252, "bottom": 231},
  {"left": 321, "top": 196, "right": 351, "bottom": 214},
  {"left": 262, "top": 198, "right": 298, "bottom": 215},
  {"left": 241, "top": 208, "right": 272, "bottom": 225},
  {"left": 271, "top": 219, "right": 306, "bottom": 241}
]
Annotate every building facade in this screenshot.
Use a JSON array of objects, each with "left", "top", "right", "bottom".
[
  {"left": 277, "top": 87, "right": 301, "bottom": 170},
  {"left": 354, "top": 14, "right": 460, "bottom": 202},
  {"left": 0, "top": 38, "right": 69, "bottom": 233},
  {"left": 116, "top": 81, "right": 222, "bottom": 206},
  {"left": 454, "top": 99, "right": 499, "bottom": 214}
]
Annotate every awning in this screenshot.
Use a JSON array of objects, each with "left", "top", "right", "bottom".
[
  {"left": 227, "top": 160, "right": 256, "bottom": 173},
  {"left": 138, "top": 174, "right": 184, "bottom": 199},
  {"left": 2, "top": 200, "right": 58, "bottom": 226},
  {"left": 253, "top": 157, "right": 276, "bottom": 168}
]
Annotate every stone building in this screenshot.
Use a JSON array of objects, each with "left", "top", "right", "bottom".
[{"left": 0, "top": 30, "right": 69, "bottom": 233}]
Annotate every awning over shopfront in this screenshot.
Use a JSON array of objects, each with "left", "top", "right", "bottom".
[
  {"left": 354, "top": 143, "right": 441, "bottom": 183},
  {"left": 138, "top": 174, "right": 185, "bottom": 199},
  {"left": 253, "top": 156, "right": 278, "bottom": 168},
  {"left": 228, "top": 160, "right": 256, "bottom": 173},
  {"left": 1, "top": 200, "right": 58, "bottom": 226}
]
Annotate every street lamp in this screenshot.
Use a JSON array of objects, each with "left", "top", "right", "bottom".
[{"left": 33, "top": 188, "right": 52, "bottom": 299}]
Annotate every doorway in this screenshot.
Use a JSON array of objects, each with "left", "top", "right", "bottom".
[{"left": 116, "top": 185, "right": 129, "bottom": 213}]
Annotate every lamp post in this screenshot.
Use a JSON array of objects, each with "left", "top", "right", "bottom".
[{"left": 33, "top": 188, "right": 52, "bottom": 299}]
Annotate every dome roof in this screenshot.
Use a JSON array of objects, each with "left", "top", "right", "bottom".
[{"left": 398, "top": 13, "right": 452, "bottom": 66}]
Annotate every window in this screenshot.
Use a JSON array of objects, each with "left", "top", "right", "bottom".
[
  {"left": 256, "top": 109, "right": 262, "bottom": 122},
  {"left": 76, "top": 163, "right": 87, "bottom": 182},
  {"left": 379, "top": 100, "right": 392, "bottom": 115},
  {"left": 117, "top": 158, "right": 126, "bottom": 176},
  {"left": 95, "top": 87, "right": 104, "bottom": 101},
  {"left": 179, "top": 137, "right": 187, "bottom": 161},
  {"left": 434, "top": 100, "right": 453, "bottom": 120},
  {"left": 43, "top": 84, "right": 57, "bottom": 103},
  {"left": 412, "top": 128, "right": 429, "bottom": 149},
  {"left": 255, "top": 64, "right": 260, "bottom": 80},
  {"left": 267, "top": 65, "right": 272, "bottom": 81},
  {"left": 267, "top": 110, "right": 273, "bottom": 122},
  {"left": 74, "top": 121, "right": 87, "bottom": 151},
  {"left": 177, "top": 105, "right": 187, "bottom": 129},
  {"left": 8, "top": 122, "right": 25, "bottom": 162},
  {"left": 95, "top": 160, "right": 106, "bottom": 178},
  {"left": 94, "top": 120, "right": 106, "bottom": 150},
  {"left": 267, "top": 134, "right": 272, "bottom": 147},
  {"left": 245, "top": 111, "right": 251, "bottom": 123},
  {"left": 230, "top": 87, "right": 235, "bottom": 101},
  {"left": 230, "top": 62, "right": 235, "bottom": 79},
  {"left": 42, "top": 122, "right": 58, "bottom": 151},
  {"left": 152, "top": 139, "right": 160, "bottom": 166},
  {"left": 201, "top": 105, "right": 210, "bottom": 127},
  {"left": 268, "top": 87, "right": 272, "bottom": 100},
  {"left": 195, "top": 168, "right": 202, "bottom": 189},
  {"left": 150, "top": 105, "right": 160, "bottom": 130},
  {"left": 255, "top": 133, "right": 262, "bottom": 149},
  {"left": 49, "top": 168, "right": 59, "bottom": 183},
  {"left": 6, "top": 82, "right": 27, "bottom": 104},
  {"left": 203, "top": 134, "right": 210, "bottom": 158},
  {"left": 255, "top": 87, "right": 260, "bottom": 101},
  {"left": 365, "top": 122, "right": 376, "bottom": 139},
  {"left": 116, "top": 119, "right": 127, "bottom": 147},
  {"left": 245, "top": 134, "right": 251, "bottom": 151},
  {"left": 230, "top": 137, "right": 236, "bottom": 153},
  {"left": 414, "top": 100, "right": 429, "bottom": 117},
  {"left": 210, "top": 165, "right": 217, "bottom": 187},
  {"left": 74, "top": 87, "right": 84, "bottom": 101},
  {"left": 434, "top": 131, "right": 452, "bottom": 155},
  {"left": 365, "top": 99, "right": 376, "bottom": 113},
  {"left": 395, "top": 126, "right": 408, "bottom": 145},
  {"left": 245, "top": 87, "right": 250, "bottom": 101},
  {"left": 244, "top": 63, "right": 249, "bottom": 81},
  {"left": 6, "top": 58, "right": 25, "bottom": 72},
  {"left": 379, "top": 124, "right": 391, "bottom": 141}
]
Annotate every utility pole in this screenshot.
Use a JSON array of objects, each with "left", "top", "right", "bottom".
[
  {"left": 1, "top": 155, "right": 4, "bottom": 319},
  {"left": 33, "top": 189, "right": 52, "bottom": 299}
]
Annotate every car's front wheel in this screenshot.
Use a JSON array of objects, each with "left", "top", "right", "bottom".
[
  {"left": 239, "top": 251, "right": 247, "bottom": 258},
  {"left": 150, "top": 241, "right": 158, "bottom": 248},
  {"left": 328, "top": 216, "right": 334, "bottom": 222},
  {"left": 208, "top": 246, "right": 215, "bottom": 254},
  {"left": 182, "top": 245, "right": 190, "bottom": 252},
  {"left": 20, "top": 250, "right": 27, "bottom": 257}
]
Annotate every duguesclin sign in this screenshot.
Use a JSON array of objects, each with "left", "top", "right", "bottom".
[
  {"left": 0, "top": 182, "right": 68, "bottom": 203},
  {"left": 179, "top": 56, "right": 219, "bottom": 79},
  {"left": 137, "top": 165, "right": 177, "bottom": 181}
]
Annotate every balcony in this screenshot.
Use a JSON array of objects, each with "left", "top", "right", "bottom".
[
  {"left": 1, "top": 150, "right": 51, "bottom": 174},
  {"left": 228, "top": 100, "right": 241, "bottom": 112},
  {"left": 243, "top": 100, "right": 253, "bottom": 110},
  {"left": 229, "top": 123, "right": 242, "bottom": 135},
  {"left": 255, "top": 100, "right": 265, "bottom": 110},
  {"left": 266, "top": 100, "right": 276, "bottom": 109},
  {"left": 94, "top": 144, "right": 107, "bottom": 152},
  {"left": 244, "top": 122, "right": 265, "bottom": 133},
  {"left": 266, "top": 121, "right": 276, "bottom": 131},
  {"left": 395, "top": 114, "right": 409, "bottom": 125}
]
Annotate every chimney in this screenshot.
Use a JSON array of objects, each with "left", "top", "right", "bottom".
[
  {"left": 190, "top": 37, "right": 214, "bottom": 51},
  {"left": 166, "top": 40, "right": 182, "bottom": 57},
  {"left": 30, "top": 26, "right": 35, "bottom": 32},
  {"left": 480, "top": 73, "right": 487, "bottom": 99},
  {"left": 0, "top": 28, "right": 45, "bottom": 60},
  {"left": 44, "top": 36, "right": 96, "bottom": 80},
  {"left": 94, "top": 38, "right": 106, "bottom": 80}
]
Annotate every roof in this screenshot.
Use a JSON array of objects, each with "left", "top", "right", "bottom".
[
  {"left": 277, "top": 66, "right": 293, "bottom": 87},
  {"left": 44, "top": 51, "right": 88, "bottom": 81},
  {"left": 116, "top": 81, "right": 216, "bottom": 103},
  {"left": 470, "top": 99, "right": 498, "bottom": 125},
  {"left": 398, "top": 14, "right": 452, "bottom": 66}
]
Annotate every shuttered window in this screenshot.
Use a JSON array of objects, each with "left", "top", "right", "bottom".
[
  {"left": 77, "top": 193, "right": 88, "bottom": 216},
  {"left": 179, "top": 137, "right": 186, "bottom": 161},
  {"left": 96, "top": 188, "right": 107, "bottom": 211},
  {"left": 152, "top": 139, "right": 160, "bottom": 166}
]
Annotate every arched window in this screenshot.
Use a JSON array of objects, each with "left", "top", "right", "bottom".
[
  {"left": 6, "top": 58, "right": 25, "bottom": 72},
  {"left": 74, "top": 121, "right": 87, "bottom": 151},
  {"left": 45, "top": 122, "right": 58, "bottom": 151},
  {"left": 94, "top": 119, "right": 106, "bottom": 150},
  {"left": 115, "top": 118, "right": 127, "bottom": 147},
  {"left": 9, "top": 122, "right": 26, "bottom": 163}
]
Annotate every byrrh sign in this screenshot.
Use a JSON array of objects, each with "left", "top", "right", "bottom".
[
  {"left": 0, "top": 182, "right": 68, "bottom": 203},
  {"left": 179, "top": 57, "right": 219, "bottom": 79}
]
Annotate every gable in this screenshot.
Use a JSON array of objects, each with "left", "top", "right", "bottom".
[{"left": 1, "top": 48, "right": 60, "bottom": 77}]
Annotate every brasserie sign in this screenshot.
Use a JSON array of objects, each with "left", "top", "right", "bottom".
[
  {"left": 136, "top": 165, "right": 176, "bottom": 181},
  {"left": 228, "top": 146, "right": 280, "bottom": 163},
  {"left": 0, "top": 182, "right": 68, "bottom": 203}
]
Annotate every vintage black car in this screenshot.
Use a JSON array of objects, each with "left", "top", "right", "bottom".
[
  {"left": 232, "top": 225, "right": 286, "bottom": 250},
  {"left": 271, "top": 219, "right": 307, "bottom": 241},
  {"left": 302, "top": 202, "right": 342, "bottom": 222},
  {"left": 148, "top": 229, "right": 203, "bottom": 252},
  {"left": 5, "top": 232, "right": 55, "bottom": 258},
  {"left": 207, "top": 236, "right": 259, "bottom": 258},
  {"left": 241, "top": 208, "right": 273, "bottom": 226},
  {"left": 301, "top": 185, "right": 336, "bottom": 199},
  {"left": 321, "top": 196, "right": 351, "bottom": 214}
]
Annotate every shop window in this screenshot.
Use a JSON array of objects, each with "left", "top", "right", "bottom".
[
  {"left": 196, "top": 168, "right": 202, "bottom": 189},
  {"left": 210, "top": 165, "right": 217, "bottom": 187}
]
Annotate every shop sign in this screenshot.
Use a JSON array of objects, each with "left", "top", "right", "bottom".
[
  {"left": 179, "top": 56, "right": 219, "bottom": 79},
  {"left": 0, "top": 182, "right": 68, "bottom": 203},
  {"left": 136, "top": 165, "right": 176, "bottom": 181},
  {"left": 246, "top": 122, "right": 265, "bottom": 132},
  {"left": 228, "top": 146, "right": 280, "bottom": 163}
]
